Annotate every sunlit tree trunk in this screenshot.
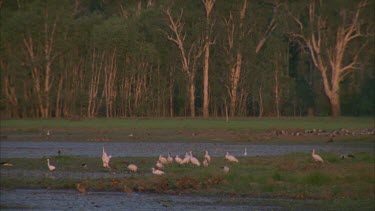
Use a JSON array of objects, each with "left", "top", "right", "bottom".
[
  {"left": 290, "top": 0, "right": 369, "bottom": 116},
  {"left": 202, "top": 0, "right": 216, "bottom": 118}
]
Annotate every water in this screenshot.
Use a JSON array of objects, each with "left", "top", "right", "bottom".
[
  {"left": 0, "top": 189, "right": 304, "bottom": 210},
  {"left": 1, "top": 140, "right": 371, "bottom": 159}
]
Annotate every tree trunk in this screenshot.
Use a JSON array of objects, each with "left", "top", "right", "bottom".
[
  {"left": 188, "top": 77, "right": 195, "bottom": 117},
  {"left": 203, "top": 41, "right": 210, "bottom": 118}
]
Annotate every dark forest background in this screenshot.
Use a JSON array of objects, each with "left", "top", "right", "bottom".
[{"left": 1, "top": 0, "right": 374, "bottom": 118}]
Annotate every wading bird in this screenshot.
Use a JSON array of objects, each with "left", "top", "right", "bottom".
[
  {"left": 204, "top": 151, "right": 211, "bottom": 163},
  {"left": 124, "top": 162, "right": 138, "bottom": 173},
  {"left": 190, "top": 156, "right": 201, "bottom": 166},
  {"left": 180, "top": 152, "right": 190, "bottom": 165},
  {"left": 152, "top": 168, "right": 165, "bottom": 175},
  {"left": 244, "top": 147, "right": 247, "bottom": 156},
  {"left": 312, "top": 149, "right": 324, "bottom": 163},
  {"left": 159, "top": 155, "right": 168, "bottom": 165},
  {"left": 220, "top": 166, "right": 230, "bottom": 173},
  {"left": 81, "top": 163, "right": 87, "bottom": 168},
  {"left": 167, "top": 153, "right": 174, "bottom": 164},
  {"left": 102, "top": 147, "right": 112, "bottom": 168},
  {"left": 225, "top": 152, "right": 239, "bottom": 163},
  {"left": 203, "top": 158, "right": 209, "bottom": 167},
  {"left": 1, "top": 161, "right": 13, "bottom": 167},
  {"left": 47, "top": 159, "right": 56, "bottom": 171},
  {"left": 175, "top": 155, "right": 182, "bottom": 164},
  {"left": 156, "top": 160, "right": 164, "bottom": 169}
]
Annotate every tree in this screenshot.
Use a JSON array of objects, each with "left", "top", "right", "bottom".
[
  {"left": 164, "top": 8, "right": 204, "bottom": 117},
  {"left": 289, "top": 0, "right": 371, "bottom": 116},
  {"left": 202, "top": 0, "right": 216, "bottom": 118}
]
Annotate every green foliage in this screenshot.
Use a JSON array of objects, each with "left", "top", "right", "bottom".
[{"left": 0, "top": 0, "right": 373, "bottom": 118}]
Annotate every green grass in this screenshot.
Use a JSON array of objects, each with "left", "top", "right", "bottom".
[
  {"left": 1, "top": 117, "right": 374, "bottom": 131},
  {"left": 1, "top": 152, "right": 374, "bottom": 203}
]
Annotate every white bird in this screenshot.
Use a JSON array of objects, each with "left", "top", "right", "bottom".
[
  {"left": 225, "top": 152, "right": 239, "bottom": 163},
  {"left": 102, "top": 147, "right": 112, "bottom": 168},
  {"left": 244, "top": 147, "right": 247, "bottom": 156},
  {"left": 204, "top": 151, "right": 211, "bottom": 163},
  {"left": 46, "top": 130, "right": 50, "bottom": 136},
  {"left": 152, "top": 168, "right": 165, "bottom": 175},
  {"left": 203, "top": 158, "right": 209, "bottom": 167},
  {"left": 180, "top": 152, "right": 190, "bottom": 165},
  {"left": 159, "top": 155, "right": 168, "bottom": 165},
  {"left": 175, "top": 155, "right": 182, "bottom": 164},
  {"left": 312, "top": 149, "right": 324, "bottom": 163},
  {"left": 126, "top": 163, "right": 138, "bottom": 173},
  {"left": 167, "top": 153, "right": 174, "bottom": 164},
  {"left": 190, "top": 155, "right": 201, "bottom": 167},
  {"left": 47, "top": 159, "right": 56, "bottom": 171},
  {"left": 220, "top": 166, "right": 229, "bottom": 173},
  {"left": 156, "top": 160, "right": 164, "bottom": 169}
]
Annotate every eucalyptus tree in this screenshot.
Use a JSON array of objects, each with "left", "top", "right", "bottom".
[{"left": 288, "top": 0, "right": 372, "bottom": 116}]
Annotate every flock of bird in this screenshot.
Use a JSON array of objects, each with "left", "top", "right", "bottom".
[{"left": 43, "top": 147, "right": 326, "bottom": 175}]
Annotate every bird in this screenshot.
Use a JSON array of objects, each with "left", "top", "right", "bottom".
[
  {"left": 190, "top": 155, "right": 201, "bottom": 167},
  {"left": 204, "top": 151, "right": 211, "bottom": 163},
  {"left": 312, "top": 149, "right": 324, "bottom": 163},
  {"left": 175, "top": 155, "right": 182, "bottom": 164},
  {"left": 220, "top": 166, "right": 230, "bottom": 173},
  {"left": 124, "top": 162, "right": 138, "bottom": 173},
  {"left": 57, "top": 150, "right": 62, "bottom": 156},
  {"left": 244, "top": 147, "right": 247, "bottom": 156},
  {"left": 188, "top": 151, "right": 200, "bottom": 166},
  {"left": 46, "top": 130, "right": 50, "bottom": 136},
  {"left": 225, "top": 152, "right": 239, "bottom": 163},
  {"left": 47, "top": 158, "right": 56, "bottom": 171},
  {"left": 152, "top": 168, "right": 165, "bottom": 175},
  {"left": 159, "top": 155, "right": 168, "bottom": 165},
  {"left": 180, "top": 152, "right": 190, "bottom": 165},
  {"left": 1, "top": 162, "right": 13, "bottom": 167},
  {"left": 81, "top": 163, "right": 88, "bottom": 168},
  {"left": 156, "top": 160, "right": 164, "bottom": 169},
  {"left": 347, "top": 153, "right": 355, "bottom": 158},
  {"left": 102, "top": 147, "right": 112, "bottom": 168},
  {"left": 203, "top": 158, "right": 209, "bottom": 167},
  {"left": 167, "top": 153, "right": 174, "bottom": 164},
  {"left": 76, "top": 183, "right": 86, "bottom": 193}
]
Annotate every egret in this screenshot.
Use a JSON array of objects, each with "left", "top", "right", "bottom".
[
  {"left": 204, "top": 151, "right": 211, "bottom": 163},
  {"left": 1, "top": 162, "right": 13, "bottom": 167},
  {"left": 46, "top": 130, "right": 50, "bottom": 136},
  {"left": 156, "top": 160, "right": 164, "bottom": 169},
  {"left": 312, "top": 149, "right": 324, "bottom": 163},
  {"left": 124, "top": 162, "right": 138, "bottom": 173},
  {"left": 102, "top": 147, "right": 112, "bottom": 168},
  {"left": 47, "top": 158, "right": 56, "bottom": 171},
  {"left": 244, "top": 147, "right": 247, "bottom": 156},
  {"left": 220, "top": 166, "right": 229, "bottom": 173},
  {"left": 190, "top": 155, "right": 201, "bottom": 167},
  {"left": 175, "top": 155, "right": 182, "bottom": 164},
  {"left": 180, "top": 152, "right": 190, "bottom": 165},
  {"left": 225, "top": 152, "right": 239, "bottom": 163},
  {"left": 152, "top": 168, "right": 165, "bottom": 175},
  {"left": 203, "top": 158, "right": 209, "bottom": 167},
  {"left": 167, "top": 153, "right": 174, "bottom": 164},
  {"left": 159, "top": 155, "right": 168, "bottom": 165}
]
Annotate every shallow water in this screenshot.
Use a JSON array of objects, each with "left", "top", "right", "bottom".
[
  {"left": 1, "top": 140, "right": 371, "bottom": 159},
  {"left": 0, "top": 189, "right": 308, "bottom": 211}
]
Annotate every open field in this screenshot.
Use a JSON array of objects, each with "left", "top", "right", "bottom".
[
  {"left": 1, "top": 152, "right": 374, "bottom": 209},
  {"left": 1, "top": 117, "right": 374, "bottom": 143}
]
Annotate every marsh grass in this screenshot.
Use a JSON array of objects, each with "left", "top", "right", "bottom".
[
  {"left": 1, "top": 152, "right": 373, "bottom": 203},
  {"left": 1, "top": 117, "right": 373, "bottom": 131}
]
